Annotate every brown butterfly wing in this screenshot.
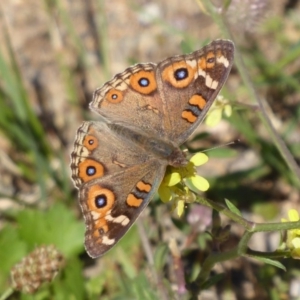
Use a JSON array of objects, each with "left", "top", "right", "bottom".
[
  {"left": 90, "top": 40, "right": 234, "bottom": 145},
  {"left": 80, "top": 161, "right": 165, "bottom": 258},
  {"left": 157, "top": 39, "right": 234, "bottom": 145},
  {"left": 71, "top": 121, "right": 166, "bottom": 257}
]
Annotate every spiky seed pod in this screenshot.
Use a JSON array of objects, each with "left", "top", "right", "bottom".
[{"left": 10, "top": 245, "right": 64, "bottom": 294}]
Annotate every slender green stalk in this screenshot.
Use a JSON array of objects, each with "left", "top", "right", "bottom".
[
  {"left": 195, "top": 196, "right": 255, "bottom": 230},
  {"left": 196, "top": 195, "right": 300, "bottom": 232},
  {"left": 0, "top": 287, "right": 14, "bottom": 300}
]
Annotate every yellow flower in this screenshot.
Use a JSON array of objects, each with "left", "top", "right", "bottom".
[
  {"left": 158, "top": 153, "right": 209, "bottom": 217},
  {"left": 205, "top": 95, "right": 232, "bottom": 127},
  {"left": 281, "top": 209, "right": 300, "bottom": 259}
]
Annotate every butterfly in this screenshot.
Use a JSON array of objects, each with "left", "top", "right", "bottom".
[{"left": 70, "top": 39, "right": 234, "bottom": 258}]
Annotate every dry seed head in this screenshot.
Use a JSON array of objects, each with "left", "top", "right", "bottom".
[
  {"left": 225, "top": 0, "right": 270, "bottom": 33},
  {"left": 11, "top": 245, "right": 64, "bottom": 294}
]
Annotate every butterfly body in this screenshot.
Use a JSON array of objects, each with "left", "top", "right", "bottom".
[
  {"left": 107, "top": 123, "right": 187, "bottom": 167},
  {"left": 71, "top": 40, "right": 234, "bottom": 258}
]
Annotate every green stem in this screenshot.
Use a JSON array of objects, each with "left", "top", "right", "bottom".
[
  {"left": 0, "top": 287, "right": 14, "bottom": 300},
  {"left": 246, "top": 248, "right": 291, "bottom": 259},
  {"left": 195, "top": 196, "right": 254, "bottom": 230},
  {"left": 196, "top": 248, "right": 238, "bottom": 284},
  {"left": 196, "top": 195, "right": 300, "bottom": 232},
  {"left": 238, "top": 231, "right": 254, "bottom": 254}
]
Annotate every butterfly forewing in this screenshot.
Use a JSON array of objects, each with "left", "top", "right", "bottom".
[{"left": 157, "top": 39, "right": 234, "bottom": 144}]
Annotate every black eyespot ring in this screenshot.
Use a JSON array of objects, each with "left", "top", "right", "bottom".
[
  {"left": 138, "top": 78, "right": 150, "bottom": 87},
  {"left": 174, "top": 68, "right": 188, "bottom": 81},
  {"left": 86, "top": 166, "right": 96, "bottom": 176},
  {"left": 95, "top": 194, "right": 107, "bottom": 208}
]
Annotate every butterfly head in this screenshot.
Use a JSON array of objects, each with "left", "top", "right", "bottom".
[{"left": 168, "top": 148, "right": 188, "bottom": 167}]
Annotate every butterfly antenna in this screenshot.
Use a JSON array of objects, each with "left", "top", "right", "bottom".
[
  {"left": 184, "top": 139, "right": 240, "bottom": 159},
  {"left": 201, "top": 139, "right": 240, "bottom": 153}
]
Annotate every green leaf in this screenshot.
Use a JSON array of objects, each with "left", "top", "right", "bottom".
[
  {"left": 225, "top": 198, "right": 242, "bottom": 217},
  {"left": 249, "top": 256, "right": 286, "bottom": 271},
  {"left": 53, "top": 257, "right": 86, "bottom": 299},
  {"left": 16, "top": 202, "right": 84, "bottom": 257},
  {"left": 131, "top": 273, "right": 162, "bottom": 300},
  {"left": 0, "top": 226, "right": 27, "bottom": 289},
  {"left": 154, "top": 243, "right": 169, "bottom": 271},
  {"left": 86, "top": 272, "right": 107, "bottom": 298},
  {"left": 200, "top": 273, "right": 225, "bottom": 289}
]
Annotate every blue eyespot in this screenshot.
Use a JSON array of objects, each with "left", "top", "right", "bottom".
[
  {"left": 138, "top": 78, "right": 150, "bottom": 87},
  {"left": 87, "top": 166, "right": 96, "bottom": 176},
  {"left": 95, "top": 194, "right": 107, "bottom": 208},
  {"left": 174, "top": 68, "right": 188, "bottom": 81}
]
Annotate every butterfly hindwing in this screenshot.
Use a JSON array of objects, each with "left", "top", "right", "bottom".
[{"left": 71, "top": 121, "right": 166, "bottom": 257}]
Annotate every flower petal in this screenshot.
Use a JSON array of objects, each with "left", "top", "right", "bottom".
[
  {"left": 224, "top": 104, "right": 232, "bottom": 117},
  {"left": 288, "top": 209, "right": 299, "bottom": 222},
  {"left": 292, "top": 237, "right": 300, "bottom": 249},
  {"left": 191, "top": 175, "right": 210, "bottom": 191},
  {"left": 190, "top": 153, "right": 208, "bottom": 166},
  {"left": 177, "top": 200, "right": 185, "bottom": 217},
  {"left": 205, "top": 109, "right": 222, "bottom": 126},
  {"left": 164, "top": 172, "right": 181, "bottom": 186},
  {"left": 291, "top": 247, "right": 300, "bottom": 259},
  {"left": 158, "top": 185, "right": 172, "bottom": 202}
]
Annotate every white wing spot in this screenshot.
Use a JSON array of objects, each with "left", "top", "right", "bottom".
[
  {"left": 91, "top": 211, "right": 101, "bottom": 220},
  {"left": 198, "top": 68, "right": 206, "bottom": 78},
  {"left": 81, "top": 148, "right": 89, "bottom": 157},
  {"left": 114, "top": 81, "right": 128, "bottom": 91},
  {"left": 205, "top": 75, "right": 219, "bottom": 90},
  {"left": 187, "top": 59, "right": 197, "bottom": 68},
  {"left": 102, "top": 236, "right": 115, "bottom": 245},
  {"left": 105, "top": 214, "right": 130, "bottom": 226},
  {"left": 217, "top": 56, "right": 229, "bottom": 68}
]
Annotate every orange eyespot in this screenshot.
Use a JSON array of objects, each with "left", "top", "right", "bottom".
[
  {"left": 162, "top": 61, "right": 195, "bottom": 88},
  {"left": 129, "top": 70, "right": 157, "bottom": 94},
  {"left": 105, "top": 89, "right": 124, "bottom": 103},
  {"left": 78, "top": 159, "right": 105, "bottom": 182},
  {"left": 87, "top": 186, "right": 115, "bottom": 213},
  {"left": 205, "top": 52, "right": 216, "bottom": 69},
  {"left": 83, "top": 135, "right": 98, "bottom": 151},
  {"left": 198, "top": 52, "right": 216, "bottom": 70}
]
